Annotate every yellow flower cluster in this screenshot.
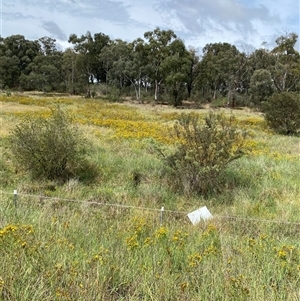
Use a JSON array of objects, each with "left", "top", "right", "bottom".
[
  {"left": 131, "top": 216, "right": 147, "bottom": 235},
  {"left": 143, "top": 237, "right": 154, "bottom": 246},
  {"left": 188, "top": 252, "right": 202, "bottom": 267},
  {"left": 9, "top": 110, "right": 52, "bottom": 119},
  {"left": 0, "top": 95, "right": 35, "bottom": 104},
  {"left": 125, "top": 217, "right": 148, "bottom": 250},
  {"left": 155, "top": 226, "right": 168, "bottom": 239},
  {"left": 0, "top": 209, "right": 298, "bottom": 299},
  {"left": 73, "top": 104, "right": 172, "bottom": 143},
  {"left": 0, "top": 224, "right": 34, "bottom": 238},
  {"left": 5, "top": 95, "right": 297, "bottom": 158},
  {"left": 200, "top": 223, "right": 217, "bottom": 239},
  {"left": 126, "top": 234, "right": 139, "bottom": 250},
  {"left": 233, "top": 116, "right": 269, "bottom": 133},
  {"left": 0, "top": 277, "right": 4, "bottom": 293},
  {"left": 87, "top": 247, "right": 108, "bottom": 265},
  {"left": 276, "top": 245, "right": 295, "bottom": 260},
  {"left": 172, "top": 230, "right": 188, "bottom": 246},
  {"left": 0, "top": 224, "right": 35, "bottom": 253},
  {"left": 0, "top": 94, "right": 76, "bottom": 106}
]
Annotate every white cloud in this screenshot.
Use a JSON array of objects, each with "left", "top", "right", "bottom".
[{"left": 1, "top": 0, "right": 299, "bottom": 51}]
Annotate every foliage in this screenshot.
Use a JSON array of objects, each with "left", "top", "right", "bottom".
[
  {"left": 249, "top": 69, "right": 275, "bottom": 105},
  {"left": 143, "top": 27, "right": 178, "bottom": 102},
  {"left": 68, "top": 31, "right": 111, "bottom": 97},
  {"left": 263, "top": 92, "right": 300, "bottom": 135},
  {"left": 270, "top": 33, "right": 300, "bottom": 92},
  {"left": 195, "top": 42, "right": 248, "bottom": 104},
  {"left": 1, "top": 31, "right": 299, "bottom": 105},
  {"left": 157, "top": 112, "right": 248, "bottom": 195},
  {"left": 0, "top": 35, "right": 41, "bottom": 89},
  {"left": 9, "top": 107, "right": 90, "bottom": 181},
  {"left": 163, "top": 39, "right": 191, "bottom": 106}
]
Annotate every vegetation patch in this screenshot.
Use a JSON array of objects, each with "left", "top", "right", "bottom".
[
  {"left": 9, "top": 106, "right": 96, "bottom": 182},
  {"left": 0, "top": 95, "right": 300, "bottom": 300}
]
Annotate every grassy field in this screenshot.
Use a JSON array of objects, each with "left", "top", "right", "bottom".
[{"left": 0, "top": 93, "right": 299, "bottom": 300}]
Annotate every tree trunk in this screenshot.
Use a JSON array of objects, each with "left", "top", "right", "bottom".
[
  {"left": 86, "top": 83, "right": 91, "bottom": 98},
  {"left": 138, "top": 70, "right": 141, "bottom": 101},
  {"left": 138, "top": 81, "right": 141, "bottom": 101},
  {"left": 154, "top": 79, "right": 159, "bottom": 102}
]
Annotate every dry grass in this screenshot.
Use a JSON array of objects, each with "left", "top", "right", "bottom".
[
  {"left": 0, "top": 94, "right": 299, "bottom": 300},
  {"left": 0, "top": 101, "right": 47, "bottom": 112}
]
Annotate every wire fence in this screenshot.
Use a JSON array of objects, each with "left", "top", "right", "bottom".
[
  {"left": 0, "top": 190, "right": 185, "bottom": 214},
  {"left": 1, "top": 189, "right": 299, "bottom": 238}
]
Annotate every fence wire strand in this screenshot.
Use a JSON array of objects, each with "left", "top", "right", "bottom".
[{"left": 1, "top": 190, "right": 299, "bottom": 227}]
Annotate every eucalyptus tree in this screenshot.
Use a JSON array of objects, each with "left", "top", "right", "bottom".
[
  {"left": 20, "top": 57, "right": 63, "bottom": 92},
  {"left": 19, "top": 37, "right": 65, "bottom": 92},
  {"left": 249, "top": 69, "right": 275, "bottom": 104},
  {"left": 68, "top": 31, "right": 95, "bottom": 97},
  {"left": 186, "top": 46, "right": 200, "bottom": 98},
  {"left": 270, "top": 32, "right": 300, "bottom": 92},
  {"left": 0, "top": 35, "right": 40, "bottom": 89},
  {"left": 143, "top": 27, "right": 177, "bottom": 102},
  {"left": 68, "top": 31, "right": 111, "bottom": 97},
  {"left": 39, "top": 36, "right": 58, "bottom": 55},
  {"left": 163, "top": 39, "right": 191, "bottom": 106},
  {"left": 249, "top": 48, "right": 275, "bottom": 71},
  {"left": 0, "top": 53, "right": 20, "bottom": 89},
  {"left": 98, "top": 39, "right": 130, "bottom": 97},
  {"left": 247, "top": 47, "right": 276, "bottom": 105},
  {"left": 122, "top": 38, "right": 148, "bottom": 100},
  {"left": 98, "top": 43, "right": 114, "bottom": 95},
  {"left": 62, "top": 48, "right": 80, "bottom": 94},
  {"left": 92, "top": 32, "right": 111, "bottom": 84},
  {"left": 99, "top": 38, "right": 147, "bottom": 100},
  {"left": 106, "top": 39, "right": 132, "bottom": 89},
  {"left": 229, "top": 51, "right": 251, "bottom": 107},
  {"left": 195, "top": 42, "right": 243, "bottom": 104},
  {"left": 248, "top": 33, "right": 300, "bottom": 105}
]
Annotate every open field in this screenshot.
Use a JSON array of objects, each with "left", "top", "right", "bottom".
[{"left": 0, "top": 94, "right": 299, "bottom": 300}]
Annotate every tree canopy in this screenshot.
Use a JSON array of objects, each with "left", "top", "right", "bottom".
[{"left": 0, "top": 30, "right": 299, "bottom": 106}]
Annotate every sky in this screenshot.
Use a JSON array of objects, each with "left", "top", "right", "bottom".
[{"left": 1, "top": 0, "right": 299, "bottom": 53}]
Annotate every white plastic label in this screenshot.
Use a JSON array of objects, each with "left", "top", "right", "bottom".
[{"left": 187, "top": 206, "right": 212, "bottom": 225}]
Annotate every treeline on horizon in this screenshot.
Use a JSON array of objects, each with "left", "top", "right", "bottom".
[{"left": 0, "top": 28, "right": 299, "bottom": 107}]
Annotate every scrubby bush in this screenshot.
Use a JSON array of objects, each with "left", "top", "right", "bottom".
[
  {"left": 10, "top": 107, "right": 91, "bottom": 181},
  {"left": 263, "top": 92, "right": 300, "bottom": 135},
  {"left": 156, "top": 112, "right": 248, "bottom": 195}
]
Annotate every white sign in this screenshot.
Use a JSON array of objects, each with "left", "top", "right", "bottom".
[{"left": 187, "top": 206, "right": 212, "bottom": 225}]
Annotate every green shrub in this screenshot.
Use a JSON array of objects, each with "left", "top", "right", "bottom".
[
  {"left": 210, "top": 97, "right": 228, "bottom": 108},
  {"left": 10, "top": 107, "right": 90, "bottom": 181},
  {"left": 263, "top": 92, "right": 300, "bottom": 135},
  {"left": 107, "top": 87, "right": 122, "bottom": 102},
  {"left": 157, "top": 112, "right": 248, "bottom": 195}
]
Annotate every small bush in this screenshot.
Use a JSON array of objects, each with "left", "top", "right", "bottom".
[
  {"left": 156, "top": 112, "right": 248, "bottom": 195},
  {"left": 10, "top": 107, "right": 91, "bottom": 181},
  {"left": 263, "top": 92, "right": 300, "bottom": 135},
  {"left": 107, "top": 87, "right": 122, "bottom": 102}
]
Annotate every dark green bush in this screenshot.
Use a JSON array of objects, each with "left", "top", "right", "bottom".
[
  {"left": 10, "top": 107, "right": 91, "bottom": 181},
  {"left": 263, "top": 92, "right": 300, "bottom": 135},
  {"left": 157, "top": 112, "right": 248, "bottom": 195}
]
